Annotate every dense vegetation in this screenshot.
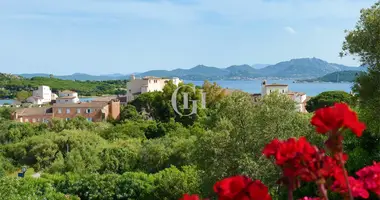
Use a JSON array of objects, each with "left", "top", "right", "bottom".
[
  {"left": 0, "top": 1, "right": 379, "bottom": 199},
  {"left": 306, "top": 91, "right": 354, "bottom": 112},
  {"left": 0, "top": 75, "right": 379, "bottom": 199},
  {"left": 0, "top": 74, "right": 127, "bottom": 99}
]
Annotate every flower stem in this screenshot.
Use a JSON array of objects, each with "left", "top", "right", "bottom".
[
  {"left": 339, "top": 153, "right": 353, "bottom": 200},
  {"left": 288, "top": 187, "right": 293, "bottom": 200},
  {"left": 318, "top": 183, "right": 329, "bottom": 200}
]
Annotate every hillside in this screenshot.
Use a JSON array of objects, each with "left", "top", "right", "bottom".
[
  {"left": 317, "top": 70, "right": 366, "bottom": 82},
  {"left": 139, "top": 58, "right": 364, "bottom": 80},
  {"left": 296, "top": 70, "right": 366, "bottom": 83},
  {"left": 14, "top": 58, "right": 366, "bottom": 81},
  {"left": 19, "top": 73, "right": 129, "bottom": 81},
  {"left": 0, "top": 75, "right": 127, "bottom": 99},
  {"left": 257, "top": 58, "right": 364, "bottom": 78}
]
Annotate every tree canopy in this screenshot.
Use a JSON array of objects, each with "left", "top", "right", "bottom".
[
  {"left": 306, "top": 91, "right": 354, "bottom": 112},
  {"left": 341, "top": 1, "right": 380, "bottom": 134}
]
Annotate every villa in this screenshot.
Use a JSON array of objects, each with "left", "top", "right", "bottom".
[
  {"left": 56, "top": 90, "right": 80, "bottom": 104},
  {"left": 11, "top": 99, "right": 120, "bottom": 123},
  {"left": 26, "top": 86, "right": 56, "bottom": 105},
  {"left": 260, "top": 80, "right": 308, "bottom": 113},
  {"left": 126, "top": 75, "right": 182, "bottom": 102}
]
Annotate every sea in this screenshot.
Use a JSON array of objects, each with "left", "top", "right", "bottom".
[
  {"left": 184, "top": 80, "right": 353, "bottom": 97},
  {"left": 0, "top": 80, "right": 353, "bottom": 105}
]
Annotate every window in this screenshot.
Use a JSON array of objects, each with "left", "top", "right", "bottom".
[
  {"left": 65, "top": 100, "right": 68, "bottom": 102},
  {"left": 25, "top": 118, "right": 29, "bottom": 122},
  {"left": 86, "top": 108, "right": 92, "bottom": 113},
  {"left": 269, "top": 90, "right": 272, "bottom": 93},
  {"left": 65, "top": 118, "right": 70, "bottom": 121},
  {"left": 66, "top": 108, "right": 70, "bottom": 114},
  {"left": 77, "top": 108, "right": 81, "bottom": 114},
  {"left": 58, "top": 108, "right": 62, "bottom": 114},
  {"left": 87, "top": 118, "right": 92, "bottom": 122},
  {"left": 32, "top": 118, "right": 36, "bottom": 123},
  {"left": 282, "top": 89, "right": 284, "bottom": 93},
  {"left": 67, "top": 94, "right": 69, "bottom": 96}
]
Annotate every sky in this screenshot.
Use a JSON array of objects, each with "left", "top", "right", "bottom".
[{"left": 0, "top": 0, "right": 377, "bottom": 75}]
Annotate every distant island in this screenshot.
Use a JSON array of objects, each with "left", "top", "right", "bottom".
[
  {"left": 15, "top": 57, "right": 367, "bottom": 81},
  {"left": 295, "top": 70, "right": 366, "bottom": 83}
]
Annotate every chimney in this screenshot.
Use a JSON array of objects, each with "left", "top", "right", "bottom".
[{"left": 262, "top": 80, "right": 267, "bottom": 86}]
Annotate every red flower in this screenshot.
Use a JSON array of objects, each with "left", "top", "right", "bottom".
[
  {"left": 356, "top": 162, "right": 380, "bottom": 195},
  {"left": 263, "top": 137, "right": 318, "bottom": 182},
  {"left": 263, "top": 137, "right": 316, "bottom": 166},
  {"left": 213, "top": 176, "right": 272, "bottom": 200},
  {"left": 311, "top": 103, "right": 365, "bottom": 137},
  {"left": 298, "top": 197, "right": 321, "bottom": 200},
  {"left": 180, "top": 194, "right": 201, "bottom": 200},
  {"left": 331, "top": 175, "right": 369, "bottom": 199}
]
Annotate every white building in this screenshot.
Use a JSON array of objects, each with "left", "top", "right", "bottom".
[
  {"left": 126, "top": 75, "right": 182, "bottom": 102},
  {"left": 27, "top": 86, "right": 53, "bottom": 105},
  {"left": 261, "top": 80, "right": 308, "bottom": 113},
  {"left": 56, "top": 90, "right": 80, "bottom": 104},
  {"left": 260, "top": 80, "right": 289, "bottom": 96}
]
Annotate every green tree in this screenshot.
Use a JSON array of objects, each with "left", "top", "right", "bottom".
[
  {"left": 341, "top": 1, "right": 380, "bottom": 134},
  {"left": 16, "top": 90, "right": 31, "bottom": 101},
  {"left": 120, "top": 104, "right": 143, "bottom": 121},
  {"left": 305, "top": 91, "right": 354, "bottom": 112},
  {"left": 194, "top": 92, "right": 324, "bottom": 197}
]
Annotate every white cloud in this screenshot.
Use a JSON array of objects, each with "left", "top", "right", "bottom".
[{"left": 284, "top": 26, "right": 296, "bottom": 34}]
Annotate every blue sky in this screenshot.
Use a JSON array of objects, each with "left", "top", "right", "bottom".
[{"left": 0, "top": 0, "right": 377, "bottom": 75}]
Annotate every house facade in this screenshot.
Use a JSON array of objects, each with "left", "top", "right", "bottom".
[
  {"left": 11, "top": 99, "right": 120, "bottom": 123},
  {"left": 126, "top": 75, "right": 182, "bottom": 102},
  {"left": 260, "top": 80, "right": 308, "bottom": 113},
  {"left": 26, "top": 86, "right": 54, "bottom": 105},
  {"left": 261, "top": 81, "right": 289, "bottom": 96},
  {"left": 56, "top": 90, "right": 80, "bottom": 104}
]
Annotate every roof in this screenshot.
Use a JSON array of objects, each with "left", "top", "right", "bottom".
[
  {"left": 52, "top": 102, "right": 108, "bottom": 108},
  {"left": 57, "top": 96, "right": 77, "bottom": 99},
  {"left": 303, "top": 96, "right": 312, "bottom": 103},
  {"left": 265, "top": 84, "right": 288, "bottom": 87},
  {"left": 28, "top": 96, "right": 43, "bottom": 100},
  {"left": 92, "top": 96, "right": 117, "bottom": 102},
  {"left": 117, "top": 96, "right": 127, "bottom": 102},
  {"left": 14, "top": 107, "right": 53, "bottom": 116},
  {"left": 60, "top": 90, "right": 76, "bottom": 93},
  {"left": 287, "top": 91, "right": 306, "bottom": 96}
]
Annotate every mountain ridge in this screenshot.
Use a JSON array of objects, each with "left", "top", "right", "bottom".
[{"left": 15, "top": 58, "right": 365, "bottom": 81}]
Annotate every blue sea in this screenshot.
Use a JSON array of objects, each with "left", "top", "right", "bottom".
[{"left": 185, "top": 80, "right": 353, "bottom": 97}]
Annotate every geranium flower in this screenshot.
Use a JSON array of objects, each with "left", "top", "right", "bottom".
[
  {"left": 180, "top": 194, "right": 201, "bottom": 200},
  {"left": 331, "top": 175, "right": 369, "bottom": 199},
  {"left": 311, "top": 103, "right": 365, "bottom": 137},
  {"left": 356, "top": 162, "right": 380, "bottom": 195},
  {"left": 213, "top": 176, "right": 272, "bottom": 200},
  {"left": 298, "top": 197, "right": 321, "bottom": 200}
]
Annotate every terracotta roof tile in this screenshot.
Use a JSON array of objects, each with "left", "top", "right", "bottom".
[
  {"left": 15, "top": 107, "right": 53, "bottom": 116},
  {"left": 52, "top": 102, "right": 108, "bottom": 108}
]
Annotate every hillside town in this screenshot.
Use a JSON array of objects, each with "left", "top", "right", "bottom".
[{"left": 7, "top": 76, "right": 311, "bottom": 124}]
